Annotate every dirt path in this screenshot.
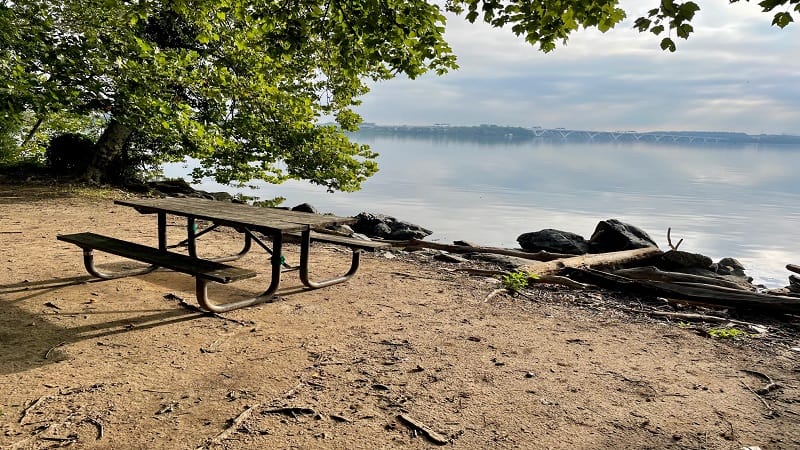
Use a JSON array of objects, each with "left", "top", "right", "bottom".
[{"left": 1, "top": 184, "right": 798, "bottom": 449}]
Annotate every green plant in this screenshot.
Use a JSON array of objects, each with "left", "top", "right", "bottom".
[
  {"left": 708, "top": 327, "right": 748, "bottom": 339},
  {"left": 500, "top": 271, "right": 538, "bottom": 295}
]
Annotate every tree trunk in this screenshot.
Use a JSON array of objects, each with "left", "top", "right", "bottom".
[{"left": 84, "top": 119, "right": 132, "bottom": 184}]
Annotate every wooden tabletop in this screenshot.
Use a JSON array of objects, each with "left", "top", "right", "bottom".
[{"left": 115, "top": 197, "right": 355, "bottom": 233}]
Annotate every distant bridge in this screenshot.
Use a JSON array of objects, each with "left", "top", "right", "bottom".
[{"left": 528, "top": 128, "right": 729, "bottom": 143}]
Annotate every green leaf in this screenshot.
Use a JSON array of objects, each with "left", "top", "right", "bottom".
[
  {"left": 678, "top": 1, "right": 700, "bottom": 20},
  {"left": 772, "top": 11, "right": 794, "bottom": 28},
  {"left": 634, "top": 18, "right": 652, "bottom": 32},
  {"left": 651, "top": 24, "right": 665, "bottom": 35},
  {"left": 677, "top": 23, "right": 694, "bottom": 38},
  {"left": 660, "top": 37, "right": 676, "bottom": 51}
]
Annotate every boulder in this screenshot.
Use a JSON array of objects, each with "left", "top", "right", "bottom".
[
  {"left": 147, "top": 179, "right": 195, "bottom": 195},
  {"left": 291, "top": 203, "right": 318, "bottom": 214},
  {"left": 588, "top": 219, "right": 658, "bottom": 253},
  {"left": 657, "top": 250, "right": 713, "bottom": 270},
  {"left": 790, "top": 275, "right": 800, "bottom": 293},
  {"left": 201, "top": 191, "right": 234, "bottom": 202},
  {"left": 351, "top": 212, "right": 433, "bottom": 240},
  {"left": 517, "top": 229, "right": 588, "bottom": 255},
  {"left": 716, "top": 257, "right": 748, "bottom": 277}
]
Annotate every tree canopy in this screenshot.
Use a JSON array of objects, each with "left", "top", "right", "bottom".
[{"left": 1, "top": 0, "right": 795, "bottom": 188}]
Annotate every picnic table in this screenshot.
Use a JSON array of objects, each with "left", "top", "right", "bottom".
[{"left": 57, "top": 197, "right": 388, "bottom": 312}]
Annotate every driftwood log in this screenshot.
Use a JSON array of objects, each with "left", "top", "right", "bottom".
[
  {"left": 788, "top": 264, "right": 800, "bottom": 275},
  {"left": 519, "top": 247, "right": 663, "bottom": 277},
  {"left": 381, "top": 238, "right": 573, "bottom": 262},
  {"left": 614, "top": 266, "right": 752, "bottom": 291},
  {"left": 566, "top": 268, "right": 800, "bottom": 314}
]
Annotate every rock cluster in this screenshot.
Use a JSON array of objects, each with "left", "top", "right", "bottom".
[
  {"left": 350, "top": 212, "right": 433, "bottom": 240},
  {"left": 516, "top": 218, "right": 754, "bottom": 288}
]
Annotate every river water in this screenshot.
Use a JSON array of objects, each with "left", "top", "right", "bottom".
[{"left": 163, "top": 136, "right": 800, "bottom": 288}]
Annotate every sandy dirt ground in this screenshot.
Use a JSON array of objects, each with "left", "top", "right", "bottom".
[{"left": 1, "top": 184, "right": 799, "bottom": 450}]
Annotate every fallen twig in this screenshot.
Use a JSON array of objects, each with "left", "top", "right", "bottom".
[
  {"left": 531, "top": 275, "right": 589, "bottom": 289},
  {"left": 197, "top": 403, "right": 260, "bottom": 449},
  {"left": 44, "top": 342, "right": 66, "bottom": 360},
  {"left": 262, "top": 406, "right": 316, "bottom": 417},
  {"left": 741, "top": 369, "right": 782, "bottom": 395},
  {"left": 619, "top": 308, "right": 758, "bottom": 327},
  {"left": 19, "top": 396, "right": 49, "bottom": 423},
  {"left": 740, "top": 381, "right": 777, "bottom": 418},
  {"left": 484, "top": 288, "right": 508, "bottom": 302},
  {"left": 396, "top": 414, "right": 449, "bottom": 445},
  {"left": 84, "top": 417, "right": 103, "bottom": 440}
]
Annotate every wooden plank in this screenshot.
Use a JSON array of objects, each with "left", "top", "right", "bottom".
[
  {"left": 57, "top": 233, "right": 256, "bottom": 283},
  {"left": 115, "top": 198, "right": 354, "bottom": 230}
]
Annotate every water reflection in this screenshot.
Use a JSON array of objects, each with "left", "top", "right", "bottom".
[{"left": 164, "top": 137, "right": 800, "bottom": 287}]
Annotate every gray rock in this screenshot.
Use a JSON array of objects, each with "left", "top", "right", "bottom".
[
  {"left": 588, "top": 219, "right": 658, "bottom": 253},
  {"left": 291, "top": 203, "right": 318, "bottom": 214},
  {"left": 464, "top": 253, "right": 527, "bottom": 271},
  {"left": 373, "top": 222, "right": 392, "bottom": 237},
  {"left": 201, "top": 191, "right": 233, "bottom": 202},
  {"left": 790, "top": 275, "right": 800, "bottom": 293},
  {"left": 517, "top": 229, "right": 588, "bottom": 255},
  {"left": 658, "top": 250, "right": 713, "bottom": 270},
  {"left": 718, "top": 257, "right": 745, "bottom": 271},
  {"left": 716, "top": 257, "right": 749, "bottom": 277},
  {"left": 352, "top": 212, "right": 433, "bottom": 240},
  {"left": 147, "top": 179, "right": 195, "bottom": 195}
]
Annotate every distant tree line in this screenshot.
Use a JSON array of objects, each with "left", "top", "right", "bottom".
[{"left": 352, "top": 125, "right": 800, "bottom": 146}]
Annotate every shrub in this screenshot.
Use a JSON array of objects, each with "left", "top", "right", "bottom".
[{"left": 45, "top": 133, "right": 95, "bottom": 174}]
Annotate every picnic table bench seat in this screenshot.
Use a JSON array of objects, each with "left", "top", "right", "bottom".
[{"left": 57, "top": 232, "right": 257, "bottom": 283}]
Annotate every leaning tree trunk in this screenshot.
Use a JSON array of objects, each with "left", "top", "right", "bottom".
[{"left": 84, "top": 119, "right": 132, "bottom": 184}]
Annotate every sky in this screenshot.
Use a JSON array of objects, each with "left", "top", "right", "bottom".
[{"left": 354, "top": 0, "right": 800, "bottom": 135}]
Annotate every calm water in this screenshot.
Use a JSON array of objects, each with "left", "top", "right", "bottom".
[{"left": 164, "top": 136, "right": 800, "bottom": 288}]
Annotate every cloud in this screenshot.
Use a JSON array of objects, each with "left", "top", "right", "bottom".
[{"left": 356, "top": 0, "right": 800, "bottom": 134}]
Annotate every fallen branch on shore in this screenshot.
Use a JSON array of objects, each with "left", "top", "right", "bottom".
[
  {"left": 196, "top": 404, "right": 260, "bottom": 449},
  {"left": 614, "top": 266, "right": 751, "bottom": 291},
  {"left": 379, "top": 238, "right": 573, "bottom": 261},
  {"left": 519, "top": 247, "right": 663, "bottom": 277},
  {"left": 565, "top": 268, "right": 800, "bottom": 314}
]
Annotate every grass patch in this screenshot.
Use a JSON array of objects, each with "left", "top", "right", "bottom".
[{"left": 708, "top": 327, "right": 749, "bottom": 339}]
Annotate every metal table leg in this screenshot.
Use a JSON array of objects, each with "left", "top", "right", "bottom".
[
  {"left": 196, "top": 231, "right": 283, "bottom": 313},
  {"left": 299, "top": 229, "right": 360, "bottom": 289}
]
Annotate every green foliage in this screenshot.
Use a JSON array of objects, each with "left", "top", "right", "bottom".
[
  {"left": 1, "top": 0, "right": 456, "bottom": 188},
  {"left": 449, "top": 0, "right": 795, "bottom": 53},
  {"left": 708, "top": 327, "right": 748, "bottom": 339},
  {"left": 501, "top": 270, "right": 538, "bottom": 294},
  {"left": 1, "top": 0, "right": 794, "bottom": 189}
]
